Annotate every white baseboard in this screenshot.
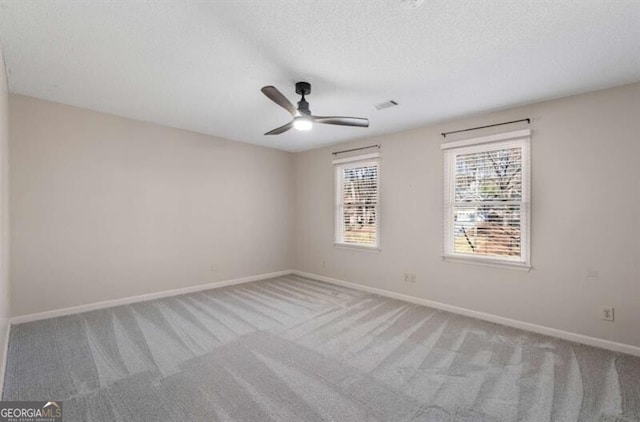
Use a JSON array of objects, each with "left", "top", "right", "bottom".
[
  {"left": 293, "top": 270, "right": 640, "bottom": 357},
  {"left": 11, "top": 270, "right": 294, "bottom": 325},
  {"left": 9, "top": 268, "right": 640, "bottom": 358},
  {"left": 0, "top": 320, "right": 10, "bottom": 398}
]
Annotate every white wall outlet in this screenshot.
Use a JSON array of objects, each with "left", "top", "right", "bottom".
[
  {"left": 600, "top": 307, "right": 614, "bottom": 321},
  {"left": 404, "top": 273, "right": 416, "bottom": 283}
]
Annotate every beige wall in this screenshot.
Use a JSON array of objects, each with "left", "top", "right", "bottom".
[
  {"left": 8, "top": 82, "right": 640, "bottom": 348},
  {"left": 294, "top": 83, "right": 640, "bottom": 348},
  {"left": 0, "top": 46, "right": 10, "bottom": 372},
  {"left": 9, "top": 95, "right": 294, "bottom": 316}
]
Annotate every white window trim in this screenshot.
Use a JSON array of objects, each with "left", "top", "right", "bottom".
[
  {"left": 333, "top": 242, "right": 381, "bottom": 253},
  {"left": 442, "top": 130, "right": 531, "bottom": 270},
  {"left": 334, "top": 153, "right": 381, "bottom": 251}
]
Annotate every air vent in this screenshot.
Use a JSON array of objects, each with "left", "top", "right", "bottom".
[{"left": 374, "top": 100, "right": 399, "bottom": 110}]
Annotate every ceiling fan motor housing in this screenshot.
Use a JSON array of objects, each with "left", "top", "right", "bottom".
[{"left": 297, "top": 99, "right": 311, "bottom": 115}]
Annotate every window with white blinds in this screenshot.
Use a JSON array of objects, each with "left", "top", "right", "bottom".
[
  {"left": 334, "top": 153, "right": 380, "bottom": 249},
  {"left": 442, "top": 130, "right": 530, "bottom": 267}
]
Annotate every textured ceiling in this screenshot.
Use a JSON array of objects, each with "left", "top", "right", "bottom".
[{"left": 0, "top": 1, "right": 639, "bottom": 152}]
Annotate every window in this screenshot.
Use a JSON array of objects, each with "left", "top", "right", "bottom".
[
  {"left": 334, "top": 153, "right": 380, "bottom": 249},
  {"left": 442, "top": 130, "right": 530, "bottom": 268}
]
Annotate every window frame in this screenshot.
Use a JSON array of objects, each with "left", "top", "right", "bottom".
[
  {"left": 333, "top": 153, "right": 381, "bottom": 251},
  {"left": 442, "top": 129, "right": 531, "bottom": 270}
]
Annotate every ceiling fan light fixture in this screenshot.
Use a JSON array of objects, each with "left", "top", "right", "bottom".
[{"left": 293, "top": 116, "right": 313, "bottom": 131}]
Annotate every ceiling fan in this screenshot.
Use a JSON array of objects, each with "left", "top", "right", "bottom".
[{"left": 261, "top": 82, "right": 369, "bottom": 135}]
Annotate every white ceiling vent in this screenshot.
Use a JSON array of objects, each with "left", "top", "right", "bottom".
[{"left": 374, "top": 100, "right": 399, "bottom": 110}]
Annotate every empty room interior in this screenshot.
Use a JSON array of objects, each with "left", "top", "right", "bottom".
[{"left": 0, "top": 1, "right": 639, "bottom": 421}]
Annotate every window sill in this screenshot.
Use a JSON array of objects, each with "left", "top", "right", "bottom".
[
  {"left": 442, "top": 255, "right": 531, "bottom": 271},
  {"left": 334, "top": 243, "right": 381, "bottom": 253}
]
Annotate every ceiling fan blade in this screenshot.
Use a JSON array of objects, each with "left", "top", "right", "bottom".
[
  {"left": 313, "top": 116, "right": 369, "bottom": 128},
  {"left": 261, "top": 86, "right": 298, "bottom": 117},
  {"left": 265, "top": 120, "right": 294, "bottom": 135}
]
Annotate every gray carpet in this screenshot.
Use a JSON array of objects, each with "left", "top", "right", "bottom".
[{"left": 3, "top": 275, "right": 640, "bottom": 421}]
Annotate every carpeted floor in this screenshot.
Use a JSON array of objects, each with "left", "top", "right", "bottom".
[{"left": 3, "top": 275, "right": 640, "bottom": 421}]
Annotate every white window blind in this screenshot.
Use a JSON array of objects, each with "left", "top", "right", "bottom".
[
  {"left": 334, "top": 154, "right": 380, "bottom": 249},
  {"left": 443, "top": 130, "right": 530, "bottom": 267}
]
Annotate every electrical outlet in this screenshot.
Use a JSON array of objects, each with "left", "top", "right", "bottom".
[
  {"left": 404, "top": 273, "right": 416, "bottom": 283},
  {"left": 600, "top": 307, "right": 614, "bottom": 322}
]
